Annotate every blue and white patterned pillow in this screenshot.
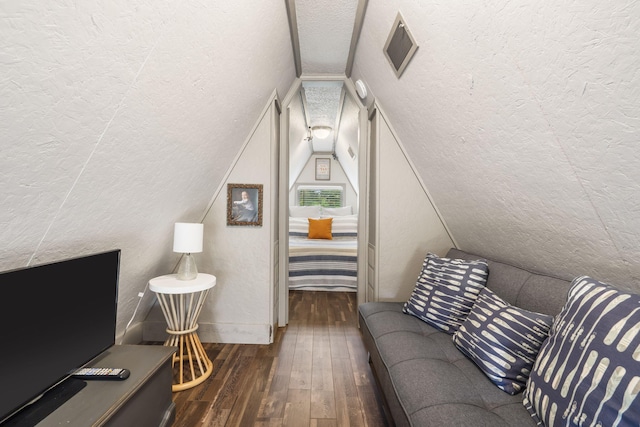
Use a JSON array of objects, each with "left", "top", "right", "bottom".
[
  {"left": 523, "top": 276, "right": 640, "bottom": 427},
  {"left": 453, "top": 287, "right": 554, "bottom": 395},
  {"left": 402, "top": 253, "right": 488, "bottom": 334}
]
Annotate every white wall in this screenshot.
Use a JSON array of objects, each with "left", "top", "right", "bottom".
[
  {"left": 0, "top": 1, "right": 295, "bottom": 342},
  {"left": 352, "top": 1, "right": 640, "bottom": 291},
  {"left": 6, "top": 0, "right": 640, "bottom": 348},
  {"left": 288, "top": 84, "right": 313, "bottom": 189},
  {"left": 335, "top": 91, "right": 360, "bottom": 192},
  {"left": 368, "top": 106, "right": 456, "bottom": 302},
  {"left": 144, "top": 97, "right": 280, "bottom": 344},
  {"left": 289, "top": 154, "right": 358, "bottom": 214}
]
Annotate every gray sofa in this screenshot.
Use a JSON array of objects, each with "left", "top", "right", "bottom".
[{"left": 358, "top": 248, "right": 573, "bottom": 427}]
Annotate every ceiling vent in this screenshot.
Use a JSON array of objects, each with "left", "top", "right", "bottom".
[{"left": 383, "top": 12, "right": 418, "bottom": 78}]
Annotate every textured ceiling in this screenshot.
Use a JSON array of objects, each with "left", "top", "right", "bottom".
[
  {"left": 351, "top": 2, "right": 640, "bottom": 290},
  {"left": 295, "top": 0, "right": 359, "bottom": 74},
  {"left": 288, "top": 0, "right": 364, "bottom": 153},
  {"left": 301, "top": 81, "right": 343, "bottom": 152}
]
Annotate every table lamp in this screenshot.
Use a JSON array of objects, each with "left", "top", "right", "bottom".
[{"left": 173, "top": 222, "right": 203, "bottom": 280}]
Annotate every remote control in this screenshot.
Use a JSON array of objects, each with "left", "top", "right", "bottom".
[{"left": 71, "top": 367, "right": 130, "bottom": 380}]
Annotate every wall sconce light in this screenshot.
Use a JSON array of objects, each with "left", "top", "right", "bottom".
[
  {"left": 173, "top": 222, "right": 203, "bottom": 280},
  {"left": 311, "top": 126, "right": 332, "bottom": 139}
]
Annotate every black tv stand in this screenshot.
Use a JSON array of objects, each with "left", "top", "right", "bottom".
[{"left": 3, "top": 345, "right": 176, "bottom": 427}]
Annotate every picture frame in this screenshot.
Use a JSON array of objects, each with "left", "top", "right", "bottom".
[
  {"left": 315, "top": 158, "right": 331, "bottom": 181},
  {"left": 227, "top": 183, "right": 263, "bottom": 226}
]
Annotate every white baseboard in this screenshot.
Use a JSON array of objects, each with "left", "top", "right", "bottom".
[{"left": 142, "top": 321, "right": 272, "bottom": 345}]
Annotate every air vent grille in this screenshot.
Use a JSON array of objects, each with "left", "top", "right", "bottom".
[{"left": 383, "top": 12, "right": 418, "bottom": 78}]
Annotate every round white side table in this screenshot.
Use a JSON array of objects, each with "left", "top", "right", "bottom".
[{"left": 149, "top": 273, "right": 216, "bottom": 392}]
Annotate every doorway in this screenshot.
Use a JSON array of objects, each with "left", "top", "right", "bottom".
[{"left": 278, "top": 76, "right": 367, "bottom": 326}]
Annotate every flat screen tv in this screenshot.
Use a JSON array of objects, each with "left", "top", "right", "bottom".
[{"left": 0, "top": 249, "right": 121, "bottom": 424}]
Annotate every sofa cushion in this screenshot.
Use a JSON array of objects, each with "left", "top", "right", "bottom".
[
  {"left": 403, "top": 253, "right": 489, "bottom": 334},
  {"left": 453, "top": 287, "right": 553, "bottom": 395},
  {"left": 523, "top": 276, "right": 640, "bottom": 426},
  {"left": 358, "top": 249, "right": 574, "bottom": 427},
  {"left": 445, "top": 248, "right": 571, "bottom": 316},
  {"left": 359, "top": 301, "right": 539, "bottom": 426}
]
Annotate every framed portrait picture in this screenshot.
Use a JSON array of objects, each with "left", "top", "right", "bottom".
[
  {"left": 315, "top": 158, "right": 331, "bottom": 181},
  {"left": 227, "top": 184, "right": 263, "bottom": 226}
]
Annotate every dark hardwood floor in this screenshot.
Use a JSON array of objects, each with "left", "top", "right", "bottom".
[{"left": 162, "top": 290, "right": 388, "bottom": 427}]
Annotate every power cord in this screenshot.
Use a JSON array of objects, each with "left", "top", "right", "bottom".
[{"left": 120, "top": 281, "right": 149, "bottom": 344}]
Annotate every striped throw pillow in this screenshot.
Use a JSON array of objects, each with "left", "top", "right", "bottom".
[
  {"left": 523, "top": 276, "right": 640, "bottom": 426},
  {"left": 453, "top": 287, "right": 554, "bottom": 394},
  {"left": 402, "top": 253, "right": 488, "bottom": 334}
]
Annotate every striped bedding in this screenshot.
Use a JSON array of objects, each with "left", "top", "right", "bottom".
[{"left": 288, "top": 216, "right": 358, "bottom": 292}]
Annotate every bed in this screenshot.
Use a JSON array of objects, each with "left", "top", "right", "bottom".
[{"left": 288, "top": 213, "right": 358, "bottom": 292}]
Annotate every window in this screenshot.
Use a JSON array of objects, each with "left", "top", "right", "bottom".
[{"left": 297, "top": 185, "right": 343, "bottom": 207}]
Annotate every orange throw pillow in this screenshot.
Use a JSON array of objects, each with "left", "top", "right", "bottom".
[{"left": 308, "top": 217, "right": 333, "bottom": 239}]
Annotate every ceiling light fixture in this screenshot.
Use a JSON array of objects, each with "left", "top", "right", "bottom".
[{"left": 312, "top": 126, "right": 332, "bottom": 139}]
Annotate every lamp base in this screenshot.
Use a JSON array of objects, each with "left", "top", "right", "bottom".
[{"left": 176, "top": 253, "right": 198, "bottom": 280}]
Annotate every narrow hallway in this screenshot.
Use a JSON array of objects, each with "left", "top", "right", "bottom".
[{"left": 169, "top": 291, "right": 387, "bottom": 426}]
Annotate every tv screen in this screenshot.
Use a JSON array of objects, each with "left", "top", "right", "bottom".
[{"left": 0, "top": 249, "right": 120, "bottom": 423}]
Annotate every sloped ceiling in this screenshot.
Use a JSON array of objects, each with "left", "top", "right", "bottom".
[
  {"left": 350, "top": 2, "right": 640, "bottom": 290},
  {"left": 287, "top": 0, "right": 365, "bottom": 76},
  {"left": 3, "top": 0, "right": 639, "bottom": 341},
  {"left": 287, "top": 0, "right": 365, "bottom": 153},
  {"left": 295, "top": 0, "right": 359, "bottom": 74},
  {"left": 0, "top": 1, "right": 296, "bottom": 332}
]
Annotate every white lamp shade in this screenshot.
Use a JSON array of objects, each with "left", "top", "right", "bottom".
[{"left": 173, "top": 223, "right": 203, "bottom": 253}]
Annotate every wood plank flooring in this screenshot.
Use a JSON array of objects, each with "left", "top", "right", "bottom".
[{"left": 164, "top": 290, "right": 388, "bottom": 427}]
